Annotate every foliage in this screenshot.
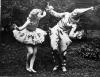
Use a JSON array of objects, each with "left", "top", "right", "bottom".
[
  {"left": 77, "top": 38, "right": 100, "bottom": 60},
  {"left": 2, "top": 0, "right": 100, "bottom": 31}
]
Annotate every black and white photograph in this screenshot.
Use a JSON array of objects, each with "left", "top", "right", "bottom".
[{"left": 0, "top": 0, "right": 100, "bottom": 76}]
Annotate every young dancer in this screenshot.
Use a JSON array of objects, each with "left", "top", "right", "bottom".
[{"left": 13, "top": 8, "right": 47, "bottom": 73}]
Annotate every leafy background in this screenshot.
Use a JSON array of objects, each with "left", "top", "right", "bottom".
[{"left": 1, "top": 0, "right": 100, "bottom": 31}]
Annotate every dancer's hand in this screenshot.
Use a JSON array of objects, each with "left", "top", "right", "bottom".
[
  {"left": 12, "top": 24, "right": 19, "bottom": 30},
  {"left": 46, "top": 2, "right": 54, "bottom": 11},
  {"left": 13, "top": 24, "right": 20, "bottom": 31},
  {"left": 15, "top": 26, "right": 20, "bottom": 31},
  {"left": 90, "top": 6, "right": 94, "bottom": 10}
]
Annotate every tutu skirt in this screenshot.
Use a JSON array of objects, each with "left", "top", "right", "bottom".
[{"left": 13, "top": 28, "right": 47, "bottom": 45}]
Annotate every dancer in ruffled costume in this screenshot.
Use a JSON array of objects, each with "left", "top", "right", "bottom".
[{"left": 13, "top": 8, "right": 47, "bottom": 73}]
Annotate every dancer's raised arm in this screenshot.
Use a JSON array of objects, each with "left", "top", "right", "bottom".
[
  {"left": 71, "top": 6, "right": 94, "bottom": 17},
  {"left": 46, "top": 4, "right": 66, "bottom": 18},
  {"left": 18, "top": 20, "right": 30, "bottom": 31},
  {"left": 49, "top": 9, "right": 66, "bottom": 18}
]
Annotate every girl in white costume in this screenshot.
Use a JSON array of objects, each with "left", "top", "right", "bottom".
[
  {"left": 46, "top": 4, "right": 94, "bottom": 72},
  {"left": 13, "top": 8, "right": 47, "bottom": 73}
]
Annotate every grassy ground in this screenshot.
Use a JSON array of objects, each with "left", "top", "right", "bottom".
[{"left": 0, "top": 31, "right": 100, "bottom": 77}]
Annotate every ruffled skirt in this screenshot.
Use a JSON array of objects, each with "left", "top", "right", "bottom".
[{"left": 13, "top": 28, "right": 47, "bottom": 45}]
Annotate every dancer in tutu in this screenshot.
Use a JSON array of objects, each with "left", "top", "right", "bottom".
[
  {"left": 13, "top": 8, "right": 47, "bottom": 73},
  {"left": 46, "top": 3, "right": 94, "bottom": 72}
]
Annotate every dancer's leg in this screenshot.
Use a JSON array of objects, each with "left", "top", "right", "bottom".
[
  {"left": 26, "top": 45, "right": 37, "bottom": 73},
  {"left": 60, "top": 32, "right": 72, "bottom": 72}
]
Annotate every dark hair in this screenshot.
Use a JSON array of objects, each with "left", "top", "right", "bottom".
[{"left": 38, "top": 1, "right": 47, "bottom": 11}]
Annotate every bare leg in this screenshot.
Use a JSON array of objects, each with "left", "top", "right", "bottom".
[
  {"left": 26, "top": 45, "right": 37, "bottom": 73},
  {"left": 26, "top": 45, "right": 33, "bottom": 71},
  {"left": 29, "top": 46, "right": 37, "bottom": 73}
]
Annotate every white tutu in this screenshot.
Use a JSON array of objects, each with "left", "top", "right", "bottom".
[{"left": 13, "top": 28, "right": 47, "bottom": 45}]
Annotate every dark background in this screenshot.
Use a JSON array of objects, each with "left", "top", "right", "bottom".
[
  {"left": 1, "top": 0, "right": 100, "bottom": 30},
  {"left": 0, "top": 0, "right": 100, "bottom": 76}
]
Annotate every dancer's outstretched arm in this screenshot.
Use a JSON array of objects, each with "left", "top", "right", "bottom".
[
  {"left": 46, "top": 4, "right": 66, "bottom": 18},
  {"left": 18, "top": 20, "right": 30, "bottom": 30},
  {"left": 71, "top": 6, "right": 94, "bottom": 17},
  {"left": 49, "top": 9, "right": 66, "bottom": 18}
]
